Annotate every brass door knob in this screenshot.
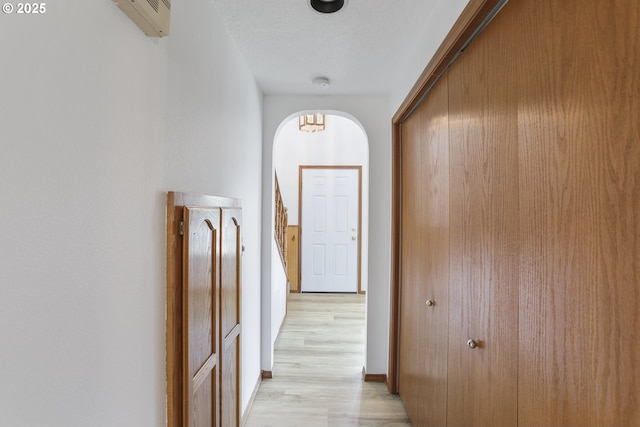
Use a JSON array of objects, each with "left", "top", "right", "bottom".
[
  {"left": 425, "top": 300, "right": 435, "bottom": 307},
  {"left": 467, "top": 339, "right": 479, "bottom": 349}
]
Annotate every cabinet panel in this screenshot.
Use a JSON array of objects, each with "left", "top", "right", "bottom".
[
  {"left": 183, "top": 207, "right": 220, "bottom": 427},
  {"left": 167, "top": 193, "right": 242, "bottom": 427},
  {"left": 220, "top": 208, "right": 242, "bottom": 427},
  {"left": 446, "top": 5, "right": 519, "bottom": 425}
]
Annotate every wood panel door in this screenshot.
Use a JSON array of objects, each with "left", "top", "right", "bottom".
[
  {"left": 446, "top": 6, "right": 519, "bottom": 425},
  {"left": 183, "top": 207, "right": 220, "bottom": 427},
  {"left": 300, "top": 167, "right": 361, "bottom": 293},
  {"left": 516, "top": 0, "right": 640, "bottom": 425},
  {"left": 398, "top": 95, "right": 423, "bottom": 424},
  {"left": 398, "top": 73, "right": 450, "bottom": 427},
  {"left": 220, "top": 208, "right": 242, "bottom": 427},
  {"left": 416, "top": 73, "right": 450, "bottom": 427}
]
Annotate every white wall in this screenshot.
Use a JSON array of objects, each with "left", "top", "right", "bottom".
[
  {"left": 390, "top": 0, "right": 470, "bottom": 113},
  {"left": 270, "top": 238, "right": 287, "bottom": 349},
  {"left": 0, "top": 1, "right": 262, "bottom": 425},
  {"left": 262, "top": 96, "right": 390, "bottom": 374},
  {"left": 274, "top": 114, "right": 369, "bottom": 222}
]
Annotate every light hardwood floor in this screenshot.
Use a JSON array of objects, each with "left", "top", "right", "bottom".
[{"left": 244, "top": 293, "right": 411, "bottom": 427}]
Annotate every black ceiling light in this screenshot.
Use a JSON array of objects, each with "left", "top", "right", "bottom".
[{"left": 310, "top": 0, "right": 345, "bottom": 14}]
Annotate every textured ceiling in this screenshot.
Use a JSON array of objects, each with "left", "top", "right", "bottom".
[{"left": 213, "top": 0, "right": 442, "bottom": 95}]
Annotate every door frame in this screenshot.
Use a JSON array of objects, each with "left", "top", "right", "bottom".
[
  {"left": 298, "top": 165, "right": 364, "bottom": 294},
  {"left": 387, "top": 0, "right": 505, "bottom": 394}
]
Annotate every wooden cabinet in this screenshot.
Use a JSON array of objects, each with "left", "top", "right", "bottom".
[
  {"left": 166, "top": 192, "right": 242, "bottom": 427},
  {"left": 395, "top": 0, "right": 639, "bottom": 426}
]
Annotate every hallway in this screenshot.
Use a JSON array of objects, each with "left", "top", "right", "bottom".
[{"left": 244, "top": 293, "right": 410, "bottom": 426}]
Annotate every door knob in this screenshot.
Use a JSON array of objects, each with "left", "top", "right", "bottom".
[
  {"left": 425, "top": 300, "right": 435, "bottom": 307},
  {"left": 352, "top": 236, "right": 357, "bottom": 240},
  {"left": 467, "top": 339, "right": 479, "bottom": 349}
]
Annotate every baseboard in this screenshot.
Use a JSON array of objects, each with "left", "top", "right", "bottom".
[
  {"left": 241, "top": 372, "right": 262, "bottom": 426},
  {"left": 261, "top": 370, "right": 273, "bottom": 379},
  {"left": 362, "top": 366, "right": 387, "bottom": 382}
]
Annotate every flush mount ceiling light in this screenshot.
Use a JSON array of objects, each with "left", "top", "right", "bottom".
[
  {"left": 312, "top": 76, "right": 331, "bottom": 88},
  {"left": 299, "top": 113, "right": 326, "bottom": 133},
  {"left": 310, "top": 0, "right": 345, "bottom": 14}
]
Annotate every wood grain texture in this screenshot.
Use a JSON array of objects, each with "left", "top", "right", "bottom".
[
  {"left": 388, "top": 120, "right": 403, "bottom": 394},
  {"left": 397, "top": 73, "right": 451, "bottom": 427},
  {"left": 390, "top": 0, "right": 639, "bottom": 425},
  {"left": 183, "top": 207, "right": 220, "bottom": 427},
  {"left": 516, "top": 0, "right": 640, "bottom": 425},
  {"left": 389, "top": 0, "right": 506, "bottom": 396},
  {"left": 221, "top": 209, "right": 242, "bottom": 427},
  {"left": 245, "top": 294, "right": 410, "bottom": 426},
  {"left": 417, "top": 73, "right": 450, "bottom": 427},
  {"left": 166, "top": 193, "right": 185, "bottom": 427},
  {"left": 398, "top": 108, "right": 422, "bottom": 424},
  {"left": 286, "top": 226, "right": 300, "bottom": 292},
  {"left": 166, "top": 192, "right": 241, "bottom": 427},
  {"left": 446, "top": 3, "right": 519, "bottom": 424}
]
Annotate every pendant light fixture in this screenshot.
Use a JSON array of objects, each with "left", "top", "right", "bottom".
[
  {"left": 299, "top": 77, "right": 330, "bottom": 132},
  {"left": 299, "top": 113, "right": 326, "bottom": 133}
]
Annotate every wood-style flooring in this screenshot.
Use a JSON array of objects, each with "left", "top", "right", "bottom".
[{"left": 244, "top": 293, "right": 411, "bottom": 427}]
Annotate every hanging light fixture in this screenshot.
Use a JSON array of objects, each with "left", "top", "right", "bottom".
[{"left": 299, "top": 113, "right": 326, "bottom": 133}]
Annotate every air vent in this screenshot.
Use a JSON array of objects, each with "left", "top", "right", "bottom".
[
  {"left": 146, "top": 0, "right": 158, "bottom": 13},
  {"left": 113, "top": 0, "right": 170, "bottom": 37}
]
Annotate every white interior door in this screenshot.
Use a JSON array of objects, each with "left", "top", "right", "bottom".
[{"left": 301, "top": 167, "right": 359, "bottom": 293}]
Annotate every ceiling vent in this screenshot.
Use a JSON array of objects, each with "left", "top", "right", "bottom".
[{"left": 113, "top": 0, "right": 170, "bottom": 37}]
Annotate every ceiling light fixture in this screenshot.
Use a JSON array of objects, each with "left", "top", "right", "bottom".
[
  {"left": 310, "top": 0, "right": 345, "bottom": 14},
  {"left": 312, "top": 76, "right": 331, "bottom": 88},
  {"left": 299, "top": 113, "right": 326, "bottom": 133}
]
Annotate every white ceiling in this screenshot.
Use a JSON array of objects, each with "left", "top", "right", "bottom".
[{"left": 213, "top": 0, "right": 443, "bottom": 95}]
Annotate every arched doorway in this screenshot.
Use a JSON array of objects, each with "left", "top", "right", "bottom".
[{"left": 264, "top": 110, "right": 370, "bottom": 373}]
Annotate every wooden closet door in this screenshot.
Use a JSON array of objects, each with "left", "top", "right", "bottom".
[
  {"left": 398, "top": 73, "right": 450, "bottom": 427},
  {"left": 517, "top": 0, "right": 640, "bottom": 425},
  {"left": 398, "top": 103, "right": 422, "bottom": 423},
  {"left": 446, "top": 4, "right": 519, "bottom": 425},
  {"left": 220, "top": 208, "right": 242, "bottom": 427},
  {"left": 183, "top": 207, "right": 221, "bottom": 427}
]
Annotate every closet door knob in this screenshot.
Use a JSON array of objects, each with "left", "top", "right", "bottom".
[
  {"left": 467, "top": 339, "right": 479, "bottom": 349},
  {"left": 425, "top": 300, "right": 435, "bottom": 307}
]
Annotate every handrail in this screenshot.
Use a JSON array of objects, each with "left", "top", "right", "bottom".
[{"left": 274, "top": 173, "right": 288, "bottom": 269}]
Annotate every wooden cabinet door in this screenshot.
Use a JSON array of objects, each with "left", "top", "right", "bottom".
[
  {"left": 183, "top": 207, "right": 221, "bottom": 427},
  {"left": 446, "top": 12, "right": 519, "bottom": 426},
  {"left": 220, "top": 208, "right": 242, "bottom": 427}
]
